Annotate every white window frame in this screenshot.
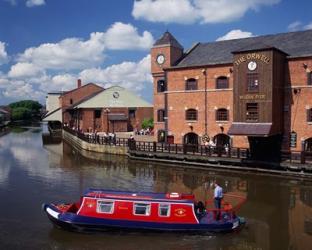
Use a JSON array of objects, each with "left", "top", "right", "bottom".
[
  {"left": 96, "top": 200, "right": 115, "bottom": 214},
  {"left": 158, "top": 203, "right": 171, "bottom": 217},
  {"left": 133, "top": 202, "right": 151, "bottom": 216}
]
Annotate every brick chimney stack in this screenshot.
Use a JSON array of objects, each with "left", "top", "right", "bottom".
[{"left": 77, "top": 79, "right": 82, "bottom": 88}]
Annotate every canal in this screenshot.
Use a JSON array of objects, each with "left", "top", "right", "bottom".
[{"left": 0, "top": 125, "right": 311, "bottom": 250}]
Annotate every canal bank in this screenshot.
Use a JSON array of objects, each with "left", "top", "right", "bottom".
[{"left": 62, "top": 129, "right": 312, "bottom": 178}]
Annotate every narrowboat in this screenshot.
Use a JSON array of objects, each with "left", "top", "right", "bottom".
[{"left": 42, "top": 188, "right": 246, "bottom": 233}]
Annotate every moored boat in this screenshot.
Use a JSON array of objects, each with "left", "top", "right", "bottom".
[{"left": 42, "top": 188, "right": 246, "bottom": 233}]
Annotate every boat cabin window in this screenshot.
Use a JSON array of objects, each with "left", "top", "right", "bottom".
[
  {"left": 97, "top": 200, "right": 114, "bottom": 214},
  {"left": 158, "top": 204, "right": 170, "bottom": 217},
  {"left": 134, "top": 203, "right": 151, "bottom": 216}
]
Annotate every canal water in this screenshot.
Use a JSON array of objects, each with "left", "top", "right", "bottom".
[{"left": 0, "top": 125, "right": 312, "bottom": 250}]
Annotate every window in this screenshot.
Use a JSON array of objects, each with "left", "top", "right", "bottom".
[
  {"left": 129, "top": 109, "right": 136, "bottom": 119},
  {"left": 308, "top": 72, "right": 312, "bottom": 86},
  {"left": 247, "top": 73, "right": 259, "bottom": 92},
  {"left": 94, "top": 110, "right": 101, "bottom": 118},
  {"left": 216, "top": 108, "right": 229, "bottom": 121},
  {"left": 70, "top": 98, "right": 73, "bottom": 105},
  {"left": 185, "top": 78, "right": 197, "bottom": 90},
  {"left": 159, "top": 204, "right": 170, "bottom": 217},
  {"left": 216, "top": 76, "right": 229, "bottom": 89},
  {"left": 97, "top": 200, "right": 114, "bottom": 214},
  {"left": 157, "top": 79, "right": 167, "bottom": 92},
  {"left": 134, "top": 203, "right": 151, "bottom": 216},
  {"left": 185, "top": 109, "right": 197, "bottom": 121},
  {"left": 157, "top": 109, "right": 165, "bottom": 122},
  {"left": 246, "top": 103, "right": 259, "bottom": 122},
  {"left": 307, "top": 108, "right": 312, "bottom": 122}
]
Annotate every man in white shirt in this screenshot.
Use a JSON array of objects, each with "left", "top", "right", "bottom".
[{"left": 214, "top": 181, "right": 223, "bottom": 220}]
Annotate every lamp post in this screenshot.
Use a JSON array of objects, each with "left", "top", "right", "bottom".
[{"left": 104, "top": 108, "right": 110, "bottom": 133}]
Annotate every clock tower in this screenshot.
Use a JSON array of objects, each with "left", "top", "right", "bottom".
[{"left": 151, "top": 31, "right": 183, "bottom": 142}]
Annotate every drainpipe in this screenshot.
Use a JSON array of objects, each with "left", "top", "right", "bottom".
[{"left": 202, "top": 69, "right": 208, "bottom": 135}]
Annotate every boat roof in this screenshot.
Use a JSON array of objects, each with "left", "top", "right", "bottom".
[{"left": 83, "top": 188, "right": 195, "bottom": 203}]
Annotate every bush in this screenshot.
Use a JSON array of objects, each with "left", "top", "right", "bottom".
[{"left": 142, "top": 118, "right": 154, "bottom": 129}]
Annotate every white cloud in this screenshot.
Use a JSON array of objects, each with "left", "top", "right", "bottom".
[
  {"left": 288, "top": 21, "right": 302, "bottom": 32},
  {"left": 8, "top": 62, "right": 44, "bottom": 78},
  {"left": 0, "top": 41, "right": 8, "bottom": 65},
  {"left": 79, "top": 54, "right": 152, "bottom": 92},
  {"left": 16, "top": 22, "right": 153, "bottom": 71},
  {"left": 303, "top": 22, "right": 312, "bottom": 30},
  {"left": 132, "top": 0, "right": 280, "bottom": 24},
  {"left": 132, "top": 0, "right": 198, "bottom": 24},
  {"left": 18, "top": 33, "right": 106, "bottom": 71},
  {"left": 104, "top": 22, "right": 154, "bottom": 50},
  {"left": 26, "top": 0, "right": 45, "bottom": 7},
  {"left": 216, "top": 29, "right": 254, "bottom": 41}
]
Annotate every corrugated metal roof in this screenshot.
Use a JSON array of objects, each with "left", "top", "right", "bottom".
[
  {"left": 74, "top": 86, "right": 152, "bottom": 108},
  {"left": 175, "top": 29, "right": 312, "bottom": 68}
]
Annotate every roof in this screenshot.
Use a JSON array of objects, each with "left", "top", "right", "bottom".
[
  {"left": 176, "top": 29, "right": 312, "bottom": 68},
  {"left": 228, "top": 123, "right": 273, "bottom": 137},
  {"left": 61, "top": 83, "right": 103, "bottom": 97},
  {"left": 0, "top": 108, "right": 9, "bottom": 114},
  {"left": 43, "top": 108, "right": 62, "bottom": 122},
  {"left": 153, "top": 31, "right": 183, "bottom": 49},
  {"left": 84, "top": 188, "right": 195, "bottom": 203},
  {"left": 74, "top": 86, "right": 153, "bottom": 109}
]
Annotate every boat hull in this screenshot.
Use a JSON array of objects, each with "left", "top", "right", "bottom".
[{"left": 43, "top": 204, "right": 244, "bottom": 233}]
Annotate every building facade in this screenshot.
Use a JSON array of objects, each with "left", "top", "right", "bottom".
[
  {"left": 68, "top": 86, "right": 153, "bottom": 133},
  {"left": 151, "top": 31, "right": 312, "bottom": 158}
]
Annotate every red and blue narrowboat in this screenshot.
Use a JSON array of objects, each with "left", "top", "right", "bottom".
[{"left": 42, "top": 188, "right": 246, "bottom": 233}]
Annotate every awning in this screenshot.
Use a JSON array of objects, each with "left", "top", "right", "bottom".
[
  {"left": 228, "top": 123, "right": 272, "bottom": 137},
  {"left": 43, "top": 108, "right": 62, "bottom": 122},
  {"left": 108, "top": 113, "right": 128, "bottom": 121}
]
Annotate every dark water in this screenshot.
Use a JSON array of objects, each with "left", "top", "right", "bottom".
[{"left": 0, "top": 125, "right": 312, "bottom": 250}]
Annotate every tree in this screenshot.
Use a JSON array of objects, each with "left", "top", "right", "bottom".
[
  {"left": 9, "top": 100, "right": 42, "bottom": 121},
  {"left": 141, "top": 118, "right": 154, "bottom": 130},
  {"left": 11, "top": 107, "right": 32, "bottom": 121}
]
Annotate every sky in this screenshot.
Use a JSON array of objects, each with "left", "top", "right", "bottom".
[{"left": 0, "top": 0, "right": 311, "bottom": 106}]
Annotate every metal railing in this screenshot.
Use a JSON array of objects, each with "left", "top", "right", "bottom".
[{"left": 63, "top": 126, "right": 312, "bottom": 165}]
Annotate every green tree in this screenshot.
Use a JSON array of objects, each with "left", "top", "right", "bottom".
[
  {"left": 11, "top": 107, "right": 32, "bottom": 121},
  {"left": 9, "top": 100, "right": 42, "bottom": 111},
  {"left": 141, "top": 118, "right": 154, "bottom": 129},
  {"left": 9, "top": 100, "right": 42, "bottom": 121}
]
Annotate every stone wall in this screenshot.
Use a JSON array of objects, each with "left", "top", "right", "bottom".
[{"left": 62, "top": 130, "right": 127, "bottom": 155}]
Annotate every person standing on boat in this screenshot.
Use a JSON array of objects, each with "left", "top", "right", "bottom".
[{"left": 213, "top": 181, "right": 223, "bottom": 220}]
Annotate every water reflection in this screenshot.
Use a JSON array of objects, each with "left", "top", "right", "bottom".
[{"left": 0, "top": 126, "right": 311, "bottom": 249}]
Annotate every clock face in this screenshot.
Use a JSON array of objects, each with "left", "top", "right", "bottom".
[
  {"left": 156, "top": 54, "right": 165, "bottom": 65},
  {"left": 248, "top": 61, "right": 257, "bottom": 71},
  {"left": 113, "top": 92, "right": 119, "bottom": 99}
]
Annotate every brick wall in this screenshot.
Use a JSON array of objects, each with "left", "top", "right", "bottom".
[{"left": 152, "top": 47, "right": 312, "bottom": 150}]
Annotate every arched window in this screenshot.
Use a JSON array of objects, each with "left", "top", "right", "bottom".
[
  {"left": 184, "top": 132, "right": 199, "bottom": 145},
  {"left": 157, "top": 130, "right": 166, "bottom": 142},
  {"left": 216, "top": 108, "right": 229, "bottom": 121},
  {"left": 157, "top": 79, "right": 166, "bottom": 92},
  {"left": 216, "top": 76, "right": 229, "bottom": 89},
  {"left": 304, "top": 138, "right": 312, "bottom": 152},
  {"left": 185, "top": 78, "right": 197, "bottom": 90},
  {"left": 185, "top": 109, "right": 197, "bottom": 121},
  {"left": 307, "top": 108, "right": 312, "bottom": 122},
  {"left": 157, "top": 109, "right": 165, "bottom": 122},
  {"left": 308, "top": 72, "right": 312, "bottom": 85}
]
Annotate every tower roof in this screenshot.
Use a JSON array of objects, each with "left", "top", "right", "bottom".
[{"left": 153, "top": 31, "right": 183, "bottom": 49}]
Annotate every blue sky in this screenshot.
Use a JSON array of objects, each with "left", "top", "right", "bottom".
[{"left": 0, "top": 0, "right": 311, "bottom": 105}]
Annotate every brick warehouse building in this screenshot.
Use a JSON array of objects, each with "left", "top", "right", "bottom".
[
  {"left": 151, "top": 30, "right": 312, "bottom": 160},
  {"left": 68, "top": 86, "right": 153, "bottom": 133}
]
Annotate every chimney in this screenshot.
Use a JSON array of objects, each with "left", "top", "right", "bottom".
[{"left": 77, "top": 79, "right": 82, "bottom": 88}]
